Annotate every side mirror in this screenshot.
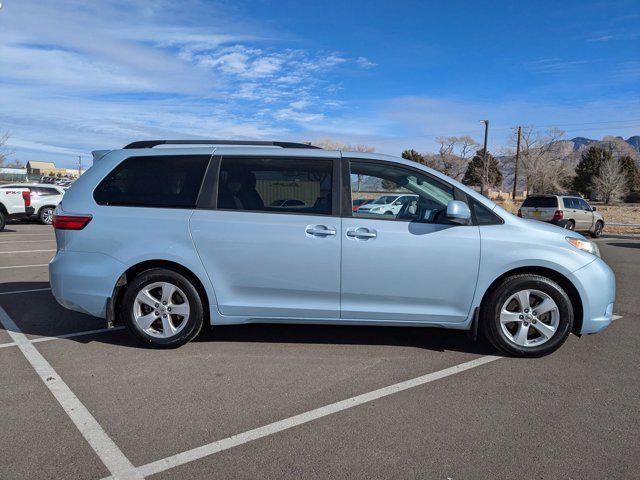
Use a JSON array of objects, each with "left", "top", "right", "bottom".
[
  {"left": 592, "top": 206, "right": 596, "bottom": 211},
  {"left": 446, "top": 200, "right": 471, "bottom": 225}
]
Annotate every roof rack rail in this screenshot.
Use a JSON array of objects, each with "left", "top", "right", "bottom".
[{"left": 122, "top": 140, "right": 321, "bottom": 149}]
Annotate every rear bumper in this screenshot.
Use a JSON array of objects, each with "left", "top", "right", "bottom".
[
  {"left": 570, "top": 258, "right": 616, "bottom": 334},
  {"left": 8, "top": 207, "right": 35, "bottom": 219},
  {"left": 49, "top": 250, "right": 126, "bottom": 318},
  {"left": 548, "top": 219, "right": 568, "bottom": 228}
]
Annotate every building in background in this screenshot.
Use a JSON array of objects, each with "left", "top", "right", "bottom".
[{"left": 26, "top": 160, "right": 83, "bottom": 179}]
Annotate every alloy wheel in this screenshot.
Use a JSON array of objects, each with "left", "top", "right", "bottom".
[
  {"left": 132, "top": 281, "right": 190, "bottom": 338},
  {"left": 42, "top": 208, "right": 54, "bottom": 224},
  {"left": 499, "top": 289, "right": 560, "bottom": 347}
]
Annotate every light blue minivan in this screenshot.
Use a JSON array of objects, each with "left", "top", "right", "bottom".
[{"left": 50, "top": 140, "right": 615, "bottom": 357}]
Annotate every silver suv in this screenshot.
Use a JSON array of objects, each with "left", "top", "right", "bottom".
[{"left": 518, "top": 195, "right": 604, "bottom": 237}]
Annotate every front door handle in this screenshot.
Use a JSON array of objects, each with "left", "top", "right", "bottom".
[
  {"left": 305, "top": 225, "right": 337, "bottom": 237},
  {"left": 346, "top": 227, "right": 377, "bottom": 240}
]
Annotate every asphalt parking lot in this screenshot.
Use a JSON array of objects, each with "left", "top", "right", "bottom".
[{"left": 0, "top": 222, "right": 638, "bottom": 480}]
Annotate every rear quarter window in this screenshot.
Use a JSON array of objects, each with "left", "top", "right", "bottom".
[
  {"left": 522, "top": 196, "right": 557, "bottom": 208},
  {"left": 94, "top": 155, "right": 210, "bottom": 208}
]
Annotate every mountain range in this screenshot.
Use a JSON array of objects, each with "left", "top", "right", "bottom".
[{"left": 561, "top": 136, "right": 640, "bottom": 153}]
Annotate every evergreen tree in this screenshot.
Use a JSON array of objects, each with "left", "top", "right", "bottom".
[
  {"left": 619, "top": 155, "right": 639, "bottom": 191},
  {"left": 462, "top": 149, "right": 502, "bottom": 189},
  {"left": 572, "top": 146, "right": 611, "bottom": 198}
]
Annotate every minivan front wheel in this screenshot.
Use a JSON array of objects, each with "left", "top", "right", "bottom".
[
  {"left": 481, "top": 274, "right": 573, "bottom": 357},
  {"left": 121, "top": 268, "right": 204, "bottom": 348}
]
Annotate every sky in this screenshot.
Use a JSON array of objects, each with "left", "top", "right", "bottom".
[{"left": 0, "top": 0, "right": 639, "bottom": 168}]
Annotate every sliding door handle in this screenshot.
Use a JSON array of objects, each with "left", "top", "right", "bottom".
[
  {"left": 305, "top": 225, "right": 337, "bottom": 237},
  {"left": 346, "top": 228, "right": 377, "bottom": 240}
]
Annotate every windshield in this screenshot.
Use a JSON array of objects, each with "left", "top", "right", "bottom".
[{"left": 373, "top": 195, "right": 398, "bottom": 204}]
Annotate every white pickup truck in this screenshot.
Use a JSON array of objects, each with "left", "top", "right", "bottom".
[{"left": 0, "top": 187, "right": 33, "bottom": 231}]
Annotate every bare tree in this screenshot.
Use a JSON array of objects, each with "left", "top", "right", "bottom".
[
  {"left": 593, "top": 157, "right": 628, "bottom": 204},
  {"left": 433, "top": 136, "right": 479, "bottom": 181},
  {"left": 309, "top": 138, "right": 375, "bottom": 152},
  {"left": 512, "top": 126, "right": 571, "bottom": 194}
]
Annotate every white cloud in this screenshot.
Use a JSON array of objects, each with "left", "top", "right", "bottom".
[{"left": 356, "top": 56, "right": 376, "bottom": 69}]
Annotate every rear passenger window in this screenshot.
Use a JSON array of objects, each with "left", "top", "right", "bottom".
[
  {"left": 217, "top": 157, "right": 333, "bottom": 215},
  {"left": 522, "top": 196, "right": 557, "bottom": 208},
  {"left": 94, "top": 155, "right": 209, "bottom": 208}
]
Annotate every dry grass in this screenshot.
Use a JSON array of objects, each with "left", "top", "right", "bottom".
[{"left": 496, "top": 200, "right": 640, "bottom": 237}]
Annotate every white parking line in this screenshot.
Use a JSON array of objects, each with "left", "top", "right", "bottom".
[
  {"left": 30, "top": 326, "right": 126, "bottom": 344},
  {"left": 0, "top": 287, "right": 51, "bottom": 295},
  {"left": 612, "top": 315, "right": 623, "bottom": 321},
  {"left": 0, "top": 264, "right": 49, "bottom": 270},
  {"left": 0, "top": 249, "right": 56, "bottom": 254},
  {"left": 118, "top": 355, "right": 501, "bottom": 478},
  {"left": 0, "top": 307, "right": 142, "bottom": 480},
  {"left": 0, "top": 326, "right": 125, "bottom": 350},
  {"left": 0, "top": 240, "right": 56, "bottom": 244},
  {"left": 0, "top": 233, "right": 54, "bottom": 237}
]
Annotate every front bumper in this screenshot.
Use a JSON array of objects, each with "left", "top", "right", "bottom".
[
  {"left": 570, "top": 257, "right": 616, "bottom": 334},
  {"left": 50, "top": 250, "right": 126, "bottom": 318}
]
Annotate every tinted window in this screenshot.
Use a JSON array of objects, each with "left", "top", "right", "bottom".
[
  {"left": 522, "top": 196, "right": 557, "bottom": 208},
  {"left": 472, "top": 201, "right": 503, "bottom": 225},
  {"left": 32, "top": 187, "right": 59, "bottom": 196},
  {"left": 350, "top": 161, "right": 454, "bottom": 223},
  {"left": 217, "top": 157, "right": 333, "bottom": 215},
  {"left": 578, "top": 199, "right": 591, "bottom": 211},
  {"left": 94, "top": 155, "right": 209, "bottom": 207}
]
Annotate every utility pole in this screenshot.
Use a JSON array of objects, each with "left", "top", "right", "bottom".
[
  {"left": 78, "top": 155, "right": 82, "bottom": 177},
  {"left": 512, "top": 126, "right": 521, "bottom": 200},
  {"left": 479, "top": 120, "right": 489, "bottom": 195}
]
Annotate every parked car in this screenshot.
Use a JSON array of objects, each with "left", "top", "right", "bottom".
[
  {"left": 50, "top": 139, "right": 615, "bottom": 357},
  {"left": 351, "top": 198, "right": 372, "bottom": 212},
  {"left": 0, "top": 186, "right": 33, "bottom": 230},
  {"left": 518, "top": 195, "right": 604, "bottom": 237},
  {"left": 356, "top": 194, "right": 418, "bottom": 215},
  {"left": 0, "top": 183, "right": 65, "bottom": 224}
]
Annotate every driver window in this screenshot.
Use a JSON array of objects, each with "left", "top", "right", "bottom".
[{"left": 350, "top": 160, "right": 454, "bottom": 223}]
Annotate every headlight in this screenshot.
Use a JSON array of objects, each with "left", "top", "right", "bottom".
[{"left": 566, "top": 237, "right": 600, "bottom": 257}]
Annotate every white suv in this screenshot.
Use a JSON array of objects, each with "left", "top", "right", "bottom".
[{"left": 1, "top": 183, "right": 65, "bottom": 224}]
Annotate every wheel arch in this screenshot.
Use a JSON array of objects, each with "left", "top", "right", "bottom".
[
  {"left": 111, "top": 259, "right": 210, "bottom": 327},
  {"left": 479, "top": 266, "right": 584, "bottom": 335}
]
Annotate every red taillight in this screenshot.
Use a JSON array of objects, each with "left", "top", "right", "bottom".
[
  {"left": 52, "top": 214, "right": 92, "bottom": 230},
  {"left": 552, "top": 210, "right": 564, "bottom": 220},
  {"left": 22, "top": 190, "right": 31, "bottom": 207},
  {"left": 517, "top": 208, "right": 522, "bottom": 217}
]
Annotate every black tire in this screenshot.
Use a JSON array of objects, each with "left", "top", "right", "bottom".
[
  {"left": 0, "top": 211, "right": 5, "bottom": 231},
  {"left": 564, "top": 220, "right": 575, "bottom": 231},
  {"left": 481, "top": 274, "right": 573, "bottom": 357},
  {"left": 39, "top": 206, "right": 55, "bottom": 225},
  {"left": 383, "top": 210, "right": 393, "bottom": 215},
  {"left": 590, "top": 221, "right": 603, "bottom": 238},
  {"left": 120, "top": 268, "right": 204, "bottom": 348}
]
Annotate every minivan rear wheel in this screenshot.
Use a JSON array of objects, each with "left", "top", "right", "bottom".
[
  {"left": 121, "top": 268, "right": 204, "bottom": 348},
  {"left": 481, "top": 274, "right": 573, "bottom": 357}
]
